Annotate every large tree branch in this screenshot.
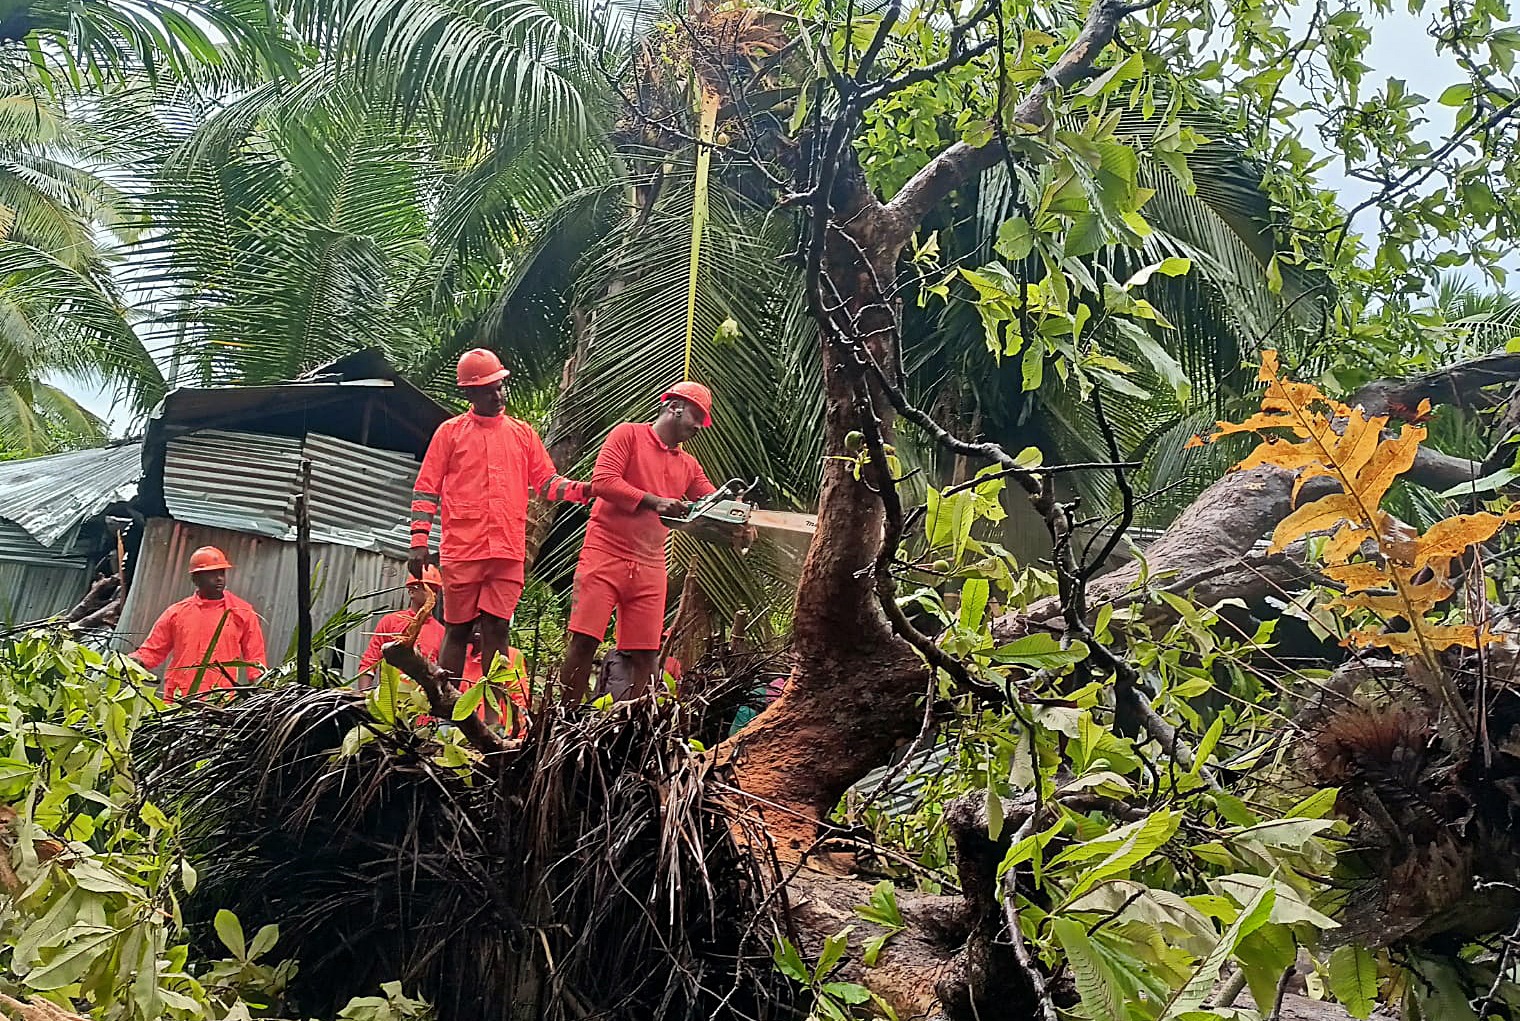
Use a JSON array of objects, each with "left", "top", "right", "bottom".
[
  {"left": 880, "top": 0, "right": 1149, "bottom": 245},
  {"left": 1349, "top": 350, "right": 1520, "bottom": 416}
]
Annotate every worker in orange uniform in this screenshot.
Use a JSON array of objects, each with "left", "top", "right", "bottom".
[
  {"left": 409, "top": 348, "right": 589, "bottom": 725},
  {"left": 559, "top": 382, "right": 745, "bottom": 704},
  {"left": 356, "top": 566, "right": 445, "bottom": 688},
  {"left": 130, "top": 546, "right": 267, "bottom": 698}
]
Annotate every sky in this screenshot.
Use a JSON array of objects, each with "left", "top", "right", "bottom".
[{"left": 51, "top": 3, "right": 1496, "bottom": 439}]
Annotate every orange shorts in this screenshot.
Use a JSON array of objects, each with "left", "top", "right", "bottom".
[
  {"left": 568, "top": 553, "right": 667, "bottom": 651},
  {"left": 440, "top": 558, "right": 525, "bottom": 625}
]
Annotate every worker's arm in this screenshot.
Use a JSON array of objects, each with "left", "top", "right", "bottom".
[
  {"left": 525, "top": 430, "right": 591, "bottom": 504},
  {"left": 241, "top": 610, "right": 267, "bottom": 683},
  {"left": 357, "top": 627, "right": 388, "bottom": 677},
  {"left": 685, "top": 463, "right": 717, "bottom": 501},
  {"left": 130, "top": 606, "right": 177, "bottom": 670},
  {"left": 410, "top": 426, "right": 453, "bottom": 563}
]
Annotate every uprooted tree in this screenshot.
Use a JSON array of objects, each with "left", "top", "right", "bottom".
[{"left": 9, "top": 0, "right": 1520, "bottom": 1019}]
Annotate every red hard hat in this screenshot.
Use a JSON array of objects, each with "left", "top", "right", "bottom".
[
  {"left": 188, "top": 546, "right": 232, "bottom": 574},
  {"left": 660, "top": 381, "right": 713, "bottom": 427},
  {"left": 456, "top": 349, "right": 509, "bottom": 388},
  {"left": 407, "top": 565, "right": 444, "bottom": 590}
]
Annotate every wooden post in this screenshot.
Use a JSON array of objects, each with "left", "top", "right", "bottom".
[{"left": 296, "top": 458, "right": 313, "bottom": 687}]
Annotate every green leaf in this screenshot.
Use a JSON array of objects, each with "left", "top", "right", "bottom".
[
  {"left": 986, "top": 788, "right": 1005, "bottom": 842},
  {"left": 816, "top": 928, "right": 852, "bottom": 980},
  {"left": 1328, "top": 945, "right": 1378, "bottom": 1018},
  {"left": 248, "top": 923, "right": 280, "bottom": 960},
  {"left": 960, "top": 578, "right": 990, "bottom": 631},
  {"left": 822, "top": 982, "right": 873, "bottom": 1005},
  {"left": 1051, "top": 917, "right": 1125, "bottom": 1021},
  {"left": 862, "top": 934, "right": 888, "bottom": 967},
  {"left": 1061, "top": 809, "right": 1181, "bottom": 902},
  {"left": 23, "top": 925, "right": 117, "bottom": 991},
  {"left": 1064, "top": 211, "right": 1109, "bottom": 258},
  {"left": 1436, "top": 464, "right": 1520, "bottom": 498},
  {"left": 855, "top": 881, "right": 905, "bottom": 930},
  {"left": 453, "top": 682, "right": 486, "bottom": 721},
  {"left": 181, "top": 859, "right": 197, "bottom": 894},
  {"left": 1158, "top": 883, "right": 1275, "bottom": 1019},
  {"left": 996, "top": 217, "right": 1035, "bottom": 261},
  {"left": 1191, "top": 716, "right": 1225, "bottom": 777},
  {"left": 1437, "top": 83, "right": 1473, "bottom": 106},
  {"left": 992, "top": 633, "right": 1090, "bottom": 669},
  {"left": 1123, "top": 321, "right": 1192, "bottom": 403},
  {"left": 773, "top": 938, "right": 808, "bottom": 983},
  {"left": 1123, "top": 257, "right": 1192, "bottom": 288},
  {"left": 215, "top": 908, "right": 247, "bottom": 960}
]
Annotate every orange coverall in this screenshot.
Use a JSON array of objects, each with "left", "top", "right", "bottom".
[
  {"left": 410, "top": 411, "right": 588, "bottom": 623},
  {"left": 131, "top": 593, "right": 267, "bottom": 698},
  {"left": 358, "top": 610, "right": 445, "bottom": 675}
]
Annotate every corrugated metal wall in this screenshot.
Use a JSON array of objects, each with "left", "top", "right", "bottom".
[
  {"left": 0, "top": 523, "right": 92, "bottom": 625},
  {"left": 164, "top": 430, "right": 416, "bottom": 555},
  {"left": 116, "top": 519, "right": 411, "bottom": 677}
]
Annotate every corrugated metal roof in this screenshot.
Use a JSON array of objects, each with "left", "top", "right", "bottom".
[
  {"left": 163, "top": 429, "right": 417, "bottom": 555},
  {"left": 164, "top": 431, "right": 302, "bottom": 538},
  {"left": 302, "top": 433, "right": 415, "bottom": 557},
  {"left": 0, "top": 444, "right": 143, "bottom": 548}
]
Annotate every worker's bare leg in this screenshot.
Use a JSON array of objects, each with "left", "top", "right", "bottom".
[
  {"left": 625, "top": 650, "right": 661, "bottom": 700},
  {"left": 477, "top": 612, "right": 511, "bottom": 727},
  {"left": 439, "top": 621, "right": 471, "bottom": 680},
  {"left": 558, "top": 632, "right": 600, "bottom": 706}
]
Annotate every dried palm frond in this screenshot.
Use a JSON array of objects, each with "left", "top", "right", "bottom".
[{"left": 134, "top": 684, "right": 796, "bottom": 1021}]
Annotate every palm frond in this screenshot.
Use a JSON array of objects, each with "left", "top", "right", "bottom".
[{"left": 133, "top": 686, "right": 791, "bottom": 1021}]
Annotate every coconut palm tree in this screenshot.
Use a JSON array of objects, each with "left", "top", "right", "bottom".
[
  {"left": 124, "top": 0, "right": 1330, "bottom": 613},
  {"left": 0, "top": 66, "right": 158, "bottom": 454}
]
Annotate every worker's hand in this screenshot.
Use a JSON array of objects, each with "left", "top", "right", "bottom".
[
  {"left": 407, "top": 550, "right": 429, "bottom": 581},
  {"left": 653, "top": 497, "right": 691, "bottom": 519},
  {"left": 734, "top": 524, "right": 758, "bottom": 551}
]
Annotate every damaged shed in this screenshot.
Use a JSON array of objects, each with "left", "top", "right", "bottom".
[
  {"left": 0, "top": 443, "right": 143, "bottom": 625},
  {"left": 116, "top": 350, "right": 452, "bottom": 675}
]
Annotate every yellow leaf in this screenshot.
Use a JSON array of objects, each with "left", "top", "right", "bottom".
[
  {"left": 1352, "top": 623, "right": 1501, "bottom": 653},
  {"left": 1320, "top": 521, "right": 1376, "bottom": 564},
  {"left": 1257, "top": 349, "right": 1280, "bottom": 382},
  {"left": 1347, "top": 423, "right": 1425, "bottom": 510},
  {"left": 1328, "top": 410, "right": 1388, "bottom": 481},
  {"left": 1322, "top": 562, "right": 1389, "bottom": 592},
  {"left": 1332, "top": 574, "right": 1455, "bottom": 617},
  {"left": 1270, "top": 493, "right": 1363, "bottom": 553},
  {"left": 1408, "top": 506, "right": 1520, "bottom": 571}
]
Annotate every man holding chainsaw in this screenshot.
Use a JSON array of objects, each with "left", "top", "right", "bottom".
[
  {"left": 409, "top": 348, "right": 589, "bottom": 724},
  {"left": 558, "top": 381, "right": 748, "bottom": 704}
]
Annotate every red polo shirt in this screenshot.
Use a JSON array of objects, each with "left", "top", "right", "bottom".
[{"left": 585, "top": 423, "right": 716, "bottom": 567}]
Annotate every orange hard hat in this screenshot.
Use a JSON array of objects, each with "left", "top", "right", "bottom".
[
  {"left": 660, "top": 381, "right": 713, "bottom": 427},
  {"left": 188, "top": 546, "right": 232, "bottom": 574},
  {"left": 407, "top": 565, "right": 444, "bottom": 590},
  {"left": 456, "top": 348, "right": 509, "bottom": 388}
]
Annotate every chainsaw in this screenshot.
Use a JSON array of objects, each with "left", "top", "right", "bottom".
[{"left": 660, "top": 478, "right": 818, "bottom": 548}]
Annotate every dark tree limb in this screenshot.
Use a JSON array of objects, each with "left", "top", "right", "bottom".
[
  {"left": 881, "top": 0, "right": 1148, "bottom": 245},
  {"left": 380, "top": 643, "right": 508, "bottom": 756},
  {"left": 1349, "top": 350, "right": 1520, "bottom": 416}
]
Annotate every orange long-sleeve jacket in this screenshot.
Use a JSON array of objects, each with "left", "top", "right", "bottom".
[
  {"left": 586, "top": 423, "right": 716, "bottom": 566},
  {"left": 411, "top": 412, "right": 588, "bottom": 563},
  {"left": 131, "top": 593, "right": 267, "bottom": 698},
  {"left": 358, "top": 610, "right": 445, "bottom": 675}
]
